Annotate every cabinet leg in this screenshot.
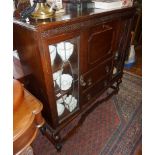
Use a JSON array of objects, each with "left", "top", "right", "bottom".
[
  {"left": 53, "top": 133, "right": 62, "bottom": 151},
  {"left": 40, "top": 123, "right": 63, "bottom": 151},
  {"left": 40, "top": 124, "right": 47, "bottom": 135},
  {"left": 116, "top": 79, "right": 122, "bottom": 92},
  {"left": 55, "top": 143, "right": 62, "bottom": 151}
]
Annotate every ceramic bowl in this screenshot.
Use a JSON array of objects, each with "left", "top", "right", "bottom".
[
  {"left": 49, "top": 45, "right": 56, "bottom": 65},
  {"left": 57, "top": 42, "right": 74, "bottom": 61},
  {"left": 64, "top": 95, "right": 77, "bottom": 112},
  {"left": 56, "top": 74, "right": 73, "bottom": 91},
  {"left": 53, "top": 69, "right": 63, "bottom": 81}
]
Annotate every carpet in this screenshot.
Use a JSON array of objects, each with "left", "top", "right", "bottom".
[{"left": 32, "top": 72, "right": 142, "bottom": 155}]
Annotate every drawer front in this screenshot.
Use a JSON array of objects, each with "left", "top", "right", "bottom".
[
  {"left": 80, "top": 58, "right": 113, "bottom": 91},
  {"left": 80, "top": 75, "right": 110, "bottom": 106}
]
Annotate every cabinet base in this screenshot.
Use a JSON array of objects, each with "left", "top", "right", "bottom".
[{"left": 40, "top": 78, "right": 122, "bottom": 151}]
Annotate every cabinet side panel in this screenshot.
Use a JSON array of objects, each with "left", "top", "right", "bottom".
[{"left": 13, "top": 24, "right": 57, "bottom": 127}]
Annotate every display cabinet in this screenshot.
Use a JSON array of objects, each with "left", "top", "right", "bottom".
[{"left": 14, "top": 6, "right": 135, "bottom": 150}]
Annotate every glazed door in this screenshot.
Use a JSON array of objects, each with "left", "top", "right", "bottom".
[
  {"left": 112, "top": 18, "right": 133, "bottom": 78},
  {"left": 47, "top": 35, "right": 80, "bottom": 124}
]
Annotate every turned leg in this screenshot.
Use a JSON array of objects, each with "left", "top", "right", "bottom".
[
  {"left": 53, "top": 133, "right": 62, "bottom": 151},
  {"left": 40, "top": 124, "right": 47, "bottom": 135},
  {"left": 40, "top": 123, "right": 62, "bottom": 152},
  {"left": 116, "top": 78, "right": 122, "bottom": 92}
]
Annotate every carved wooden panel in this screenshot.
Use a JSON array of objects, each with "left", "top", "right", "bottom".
[
  {"left": 81, "top": 58, "right": 113, "bottom": 91},
  {"left": 88, "top": 25, "right": 114, "bottom": 65}
]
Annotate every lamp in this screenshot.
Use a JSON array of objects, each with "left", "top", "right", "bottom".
[
  {"left": 30, "top": 0, "right": 54, "bottom": 19},
  {"left": 20, "top": 0, "right": 56, "bottom": 20}
]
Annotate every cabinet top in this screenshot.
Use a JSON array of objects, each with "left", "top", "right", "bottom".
[{"left": 13, "top": 5, "right": 135, "bottom": 31}]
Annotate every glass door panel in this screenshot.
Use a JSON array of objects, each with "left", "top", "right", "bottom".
[{"left": 48, "top": 37, "right": 80, "bottom": 123}]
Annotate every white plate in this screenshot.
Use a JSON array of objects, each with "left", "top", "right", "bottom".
[{"left": 57, "top": 42, "right": 74, "bottom": 61}]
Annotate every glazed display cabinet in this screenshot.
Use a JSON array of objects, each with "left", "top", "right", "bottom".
[{"left": 14, "top": 5, "right": 135, "bottom": 150}]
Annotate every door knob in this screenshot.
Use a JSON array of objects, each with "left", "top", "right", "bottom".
[
  {"left": 87, "top": 94, "right": 91, "bottom": 101},
  {"left": 80, "top": 75, "right": 86, "bottom": 87},
  {"left": 105, "top": 65, "right": 110, "bottom": 73},
  {"left": 87, "top": 78, "right": 92, "bottom": 86}
]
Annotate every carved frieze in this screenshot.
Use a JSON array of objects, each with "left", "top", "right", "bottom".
[{"left": 41, "top": 11, "right": 133, "bottom": 38}]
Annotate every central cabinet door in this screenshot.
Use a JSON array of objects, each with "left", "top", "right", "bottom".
[
  {"left": 79, "top": 21, "right": 117, "bottom": 106},
  {"left": 80, "top": 21, "right": 117, "bottom": 74}
]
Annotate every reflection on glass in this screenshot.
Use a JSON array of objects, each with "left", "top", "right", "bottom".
[{"left": 49, "top": 45, "right": 56, "bottom": 65}]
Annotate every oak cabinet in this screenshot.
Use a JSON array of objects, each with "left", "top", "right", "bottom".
[{"left": 14, "top": 6, "right": 135, "bottom": 150}]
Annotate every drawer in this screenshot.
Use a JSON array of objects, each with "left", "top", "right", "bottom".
[
  {"left": 80, "top": 75, "right": 110, "bottom": 106},
  {"left": 80, "top": 58, "right": 113, "bottom": 91}
]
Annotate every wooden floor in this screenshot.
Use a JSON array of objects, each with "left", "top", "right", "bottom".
[{"left": 124, "top": 46, "right": 142, "bottom": 77}]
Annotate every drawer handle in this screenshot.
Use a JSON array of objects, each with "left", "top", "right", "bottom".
[
  {"left": 105, "top": 66, "right": 110, "bottom": 73},
  {"left": 103, "top": 25, "right": 112, "bottom": 30},
  {"left": 87, "top": 94, "right": 91, "bottom": 100},
  {"left": 80, "top": 75, "right": 86, "bottom": 87},
  {"left": 104, "top": 81, "right": 107, "bottom": 86},
  {"left": 87, "top": 78, "right": 92, "bottom": 86}
]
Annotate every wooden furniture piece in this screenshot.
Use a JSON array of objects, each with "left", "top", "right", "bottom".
[
  {"left": 13, "top": 79, "right": 45, "bottom": 155},
  {"left": 13, "top": 51, "right": 32, "bottom": 83},
  {"left": 14, "top": 5, "right": 135, "bottom": 150}
]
